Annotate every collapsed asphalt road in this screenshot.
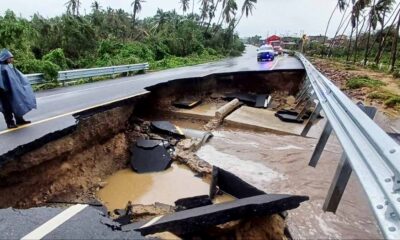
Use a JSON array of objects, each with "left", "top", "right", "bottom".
[{"left": 0, "top": 46, "right": 303, "bottom": 156}]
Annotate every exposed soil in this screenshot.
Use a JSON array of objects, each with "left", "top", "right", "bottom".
[{"left": 312, "top": 57, "right": 400, "bottom": 116}]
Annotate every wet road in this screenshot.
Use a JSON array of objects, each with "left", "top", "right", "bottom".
[{"left": 0, "top": 45, "right": 303, "bottom": 156}]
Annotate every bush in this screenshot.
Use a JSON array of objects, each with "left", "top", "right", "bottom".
[
  {"left": 43, "top": 48, "right": 68, "bottom": 70},
  {"left": 346, "top": 76, "right": 386, "bottom": 89},
  {"left": 17, "top": 59, "right": 60, "bottom": 81}
]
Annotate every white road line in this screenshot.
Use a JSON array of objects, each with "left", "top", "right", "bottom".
[
  {"left": 271, "top": 57, "right": 281, "bottom": 70},
  {"left": 21, "top": 204, "right": 88, "bottom": 240},
  {"left": 0, "top": 91, "right": 148, "bottom": 136},
  {"left": 140, "top": 215, "right": 163, "bottom": 229}
]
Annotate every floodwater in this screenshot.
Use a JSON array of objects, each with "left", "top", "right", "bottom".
[
  {"left": 196, "top": 128, "right": 381, "bottom": 239},
  {"left": 97, "top": 163, "right": 210, "bottom": 211}
]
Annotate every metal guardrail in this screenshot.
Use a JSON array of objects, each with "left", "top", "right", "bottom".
[
  {"left": 25, "top": 73, "right": 45, "bottom": 84},
  {"left": 295, "top": 53, "right": 400, "bottom": 239},
  {"left": 25, "top": 63, "right": 149, "bottom": 84}
]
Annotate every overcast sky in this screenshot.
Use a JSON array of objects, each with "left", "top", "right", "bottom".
[{"left": 0, "top": 0, "right": 359, "bottom": 38}]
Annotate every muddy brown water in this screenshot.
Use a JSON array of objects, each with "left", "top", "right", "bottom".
[{"left": 97, "top": 163, "right": 210, "bottom": 210}]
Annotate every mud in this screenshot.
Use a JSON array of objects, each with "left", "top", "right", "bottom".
[{"left": 97, "top": 163, "right": 210, "bottom": 210}]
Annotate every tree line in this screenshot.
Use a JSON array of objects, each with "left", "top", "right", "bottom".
[
  {"left": 0, "top": 0, "right": 258, "bottom": 81},
  {"left": 312, "top": 0, "right": 400, "bottom": 72}
]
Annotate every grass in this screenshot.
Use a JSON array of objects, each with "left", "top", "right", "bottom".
[
  {"left": 346, "top": 76, "right": 386, "bottom": 89},
  {"left": 368, "top": 90, "right": 400, "bottom": 109}
]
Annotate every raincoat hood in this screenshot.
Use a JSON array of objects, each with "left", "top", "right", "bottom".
[{"left": 0, "top": 49, "right": 14, "bottom": 63}]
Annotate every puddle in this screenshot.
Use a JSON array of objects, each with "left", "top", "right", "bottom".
[
  {"left": 97, "top": 163, "right": 209, "bottom": 210},
  {"left": 196, "top": 145, "right": 285, "bottom": 189}
]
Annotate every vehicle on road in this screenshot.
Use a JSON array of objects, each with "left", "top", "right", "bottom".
[{"left": 257, "top": 45, "right": 275, "bottom": 62}]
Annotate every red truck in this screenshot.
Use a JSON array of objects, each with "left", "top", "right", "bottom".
[{"left": 266, "top": 35, "right": 283, "bottom": 55}]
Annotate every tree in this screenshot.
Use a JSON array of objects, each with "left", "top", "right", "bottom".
[
  {"left": 223, "top": 0, "right": 238, "bottom": 24},
  {"left": 180, "top": 0, "right": 191, "bottom": 14},
  {"left": 390, "top": 9, "right": 400, "bottom": 71},
  {"left": 131, "top": 0, "right": 145, "bottom": 27},
  {"left": 65, "top": 0, "right": 81, "bottom": 16},
  {"left": 234, "top": 0, "right": 257, "bottom": 29}
]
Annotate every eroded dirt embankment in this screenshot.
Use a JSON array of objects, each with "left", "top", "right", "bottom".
[{"left": 0, "top": 106, "right": 135, "bottom": 208}]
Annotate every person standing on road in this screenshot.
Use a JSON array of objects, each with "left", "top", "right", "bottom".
[{"left": 0, "top": 49, "right": 36, "bottom": 129}]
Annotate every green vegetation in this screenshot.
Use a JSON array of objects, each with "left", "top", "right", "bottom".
[
  {"left": 346, "top": 76, "right": 386, "bottom": 89},
  {"left": 0, "top": 1, "right": 248, "bottom": 84}
]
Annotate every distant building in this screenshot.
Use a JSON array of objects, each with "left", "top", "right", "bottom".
[
  {"left": 308, "top": 35, "right": 328, "bottom": 43},
  {"left": 331, "top": 35, "right": 348, "bottom": 45}
]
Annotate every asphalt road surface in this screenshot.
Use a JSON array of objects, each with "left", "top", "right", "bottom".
[{"left": 0, "top": 46, "right": 304, "bottom": 156}]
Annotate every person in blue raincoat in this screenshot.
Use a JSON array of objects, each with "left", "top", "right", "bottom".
[{"left": 0, "top": 49, "right": 36, "bottom": 129}]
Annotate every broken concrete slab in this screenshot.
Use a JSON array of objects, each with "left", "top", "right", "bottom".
[
  {"left": 151, "top": 121, "right": 185, "bottom": 137},
  {"left": 173, "top": 99, "right": 202, "bottom": 109},
  {"left": 136, "top": 194, "right": 309, "bottom": 236},
  {"left": 225, "top": 106, "right": 305, "bottom": 135},
  {"left": 170, "top": 103, "right": 220, "bottom": 121},
  {"left": 224, "top": 92, "right": 257, "bottom": 105},
  {"left": 210, "top": 166, "right": 265, "bottom": 199},
  {"left": 255, "top": 94, "right": 271, "bottom": 108},
  {"left": 175, "top": 195, "right": 213, "bottom": 211},
  {"left": 136, "top": 139, "right": 163, "bottom": 149},
  {"left": 130, "top": 140, "right": 172, "bottom": 173},
  {"left": 275, "top": 110, "right": 305, "bottom": 124},
  {"left": 224, "top": 93, "right": 270, "bottom": 109}
]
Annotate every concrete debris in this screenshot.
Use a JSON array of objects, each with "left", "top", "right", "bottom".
[
  {"left": 175, "top": 195, "right": 213, "bottom": 211},
  {"left": 173, "top": 99, "right": 202, "bottom": 109},
  {"left": 224, "top": 92, "right": 270, "bottom": 109},
  {"left": 275, "top": 110, "right": 305, "bottom": 124},
  {"left": 210, "top": 166, "right": 265, "bottom": 199},
  {"left": 136, "top": 194, "right": 309, "bottom": 236},
  {"left": 151, "top": 121, "right": 185, "bottom": 137}
]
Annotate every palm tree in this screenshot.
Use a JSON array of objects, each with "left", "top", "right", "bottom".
[
  {"left": 374, "top": 0, "right": 397, "bottom": 64},
  {"left": 390, "top": 9, "right": 400, "bottom": 71},
  {"left": 131, "top": 0, "right": 145, "bottom": 27},
  {"left": 223, "top": 0, "right": 238, "bottom": 24},
  {"left": 180, "top": 0, "right": 190, "bottom": 14},
  {"left": 234, "top": 0, "right": 257, "bottom": 29},
  {"left": 91, "top": 1, "right": 100, "bottom": 12},
  {"left": 65, "top": 0, "right": 81, "bottom": 16}
]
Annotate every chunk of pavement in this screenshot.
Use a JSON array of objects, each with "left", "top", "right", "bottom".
[
  {"left": 136, "top": 194, "right": 309, "bottom": 236},
  {"left": 173, "top": 99, "right": 202, "bottom": 109},
  {"left": 151, "top": 121, "right": 185, "bottom": 137},
  {"left": 175, "top": 195, "right": 213, "bottom": 211},
  {"left": 215, "top": 99, "right": 242, "bottom": 120},
  {"left": 136, "top": 139, "right": 163, "bottom": 149},
  {"left": 224, "top": 92, "right": 257, "bottom": 105},
  {"left": 275, "top": 110, "right": 304, "bottom": 124},
  {"left": 115, "top": 214, "right": 133, "bottom": 226},
  {"left": 255, "top": 94, "right": 271, "bottom": 108},
  {"left": 130, "top": 142, "right": 172, "bottom": 173},
  {"left": 210, "top": 166, "right": 265, "bottom": 199}
]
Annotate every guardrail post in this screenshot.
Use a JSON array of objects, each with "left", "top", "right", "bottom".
[
  {"left": 322, "top": 103, "right": 377, "bottom": 213},
  {"left": 323, "top": 153, "right": 351, "bottom": 213},
  {"left": 308, "top": 121, "right": 333, "bottom": 167},
  {"left": 301, "top": 103, "right": 322, "bottom": 137}
]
